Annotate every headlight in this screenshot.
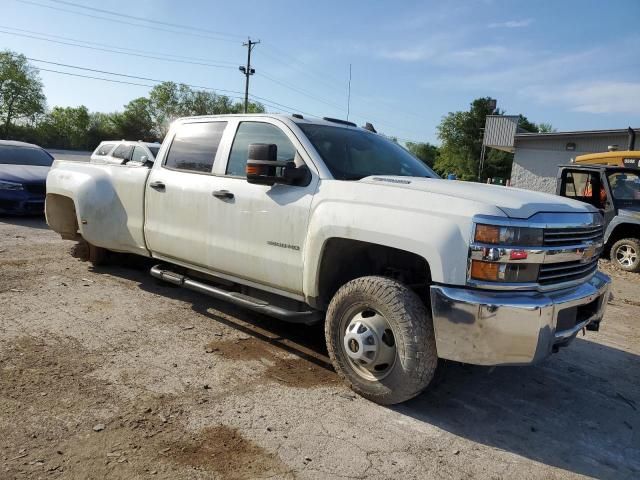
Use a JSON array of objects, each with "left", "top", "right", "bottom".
[
  {"left": 474, "top": 224, "right": 543, "bottom": 246},
  {"left": 0, "top": 180, "right": 24, "bottom": 191},
  {"left": 470, "top": 222, "right": 543, "bottom": 284},
  {"left": 469, "top": 260, "right": 539, "bottom": 283}
]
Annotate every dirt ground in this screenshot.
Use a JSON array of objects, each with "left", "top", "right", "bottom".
[{"left": 1, "top": 217, "right": 638, "bottom": 480}]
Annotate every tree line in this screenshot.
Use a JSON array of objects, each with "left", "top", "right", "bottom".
[{"left": 1, "top": 50, "right": 552, "bottom": 181}]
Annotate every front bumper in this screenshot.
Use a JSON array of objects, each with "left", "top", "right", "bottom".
[
  {"left": 0, "top": 190, "right": 45, "bottom": 215},
  {"left": 430, "top": 271, "right": 611, "bottom": 366}
]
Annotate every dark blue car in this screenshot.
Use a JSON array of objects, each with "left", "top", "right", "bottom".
[{"left": 0, "top": 140, "right": 54, "bottom": 215}]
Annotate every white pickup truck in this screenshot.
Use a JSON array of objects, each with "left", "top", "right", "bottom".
[{"left": 46, "top": 114, "right": 611, "bottom": 404}]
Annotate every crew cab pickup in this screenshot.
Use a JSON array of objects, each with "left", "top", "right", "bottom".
[{"left": 46, "top": 114, "right": 611, "bottom": 404}]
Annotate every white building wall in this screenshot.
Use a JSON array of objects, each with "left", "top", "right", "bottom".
[
  {"left": 510, "top": 148, "right": 588, "bottom": 194},
  {"left": 510, "top": 132, "right": 633, "bottom": 194}
]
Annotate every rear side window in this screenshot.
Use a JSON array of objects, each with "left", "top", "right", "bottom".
[
  {"left": 112, "top": 144, "right": 132, "bottom": 160},
  {"left": 95, "top": 143, "right": 115, "bottom": 156},
  {"left": 226, "top": 122, "right": 296, "bottom": 177},
  {"left": 165, "top": 122, "right": 227, "bottom": 173}
]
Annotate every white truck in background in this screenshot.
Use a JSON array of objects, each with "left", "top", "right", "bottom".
[{"left": 46, "top": 114, "right": 611, "bottom": 404}]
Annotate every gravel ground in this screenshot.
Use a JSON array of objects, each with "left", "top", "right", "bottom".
[{"left": 0, "top": 216, "right": 638, "bottom": 480}]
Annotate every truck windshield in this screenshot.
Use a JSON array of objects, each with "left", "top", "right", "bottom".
[
  {"left": 0, "top": 145, "right": 54, "bottom": 166},
  {"left": 608, "top": 172, "right": 640, "bottom": 202},
  {"left": 298, "top": 124, "right": 438, "bottom": 180}
]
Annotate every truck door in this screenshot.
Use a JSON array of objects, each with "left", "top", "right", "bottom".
[
  {"left": 205, "top": 119, "right": 318, "bottom": 295},
  {"left": 144, "top": 120, "right": 229, "bottom": 269}
]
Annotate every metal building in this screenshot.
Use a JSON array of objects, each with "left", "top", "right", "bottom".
[{"left": 483, "top": 115, "right": 640, "bottom": 194}]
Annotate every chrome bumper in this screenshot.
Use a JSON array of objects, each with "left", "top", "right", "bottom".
[{"left": 429, "top": 271, "right": 611, "bottom": 366}]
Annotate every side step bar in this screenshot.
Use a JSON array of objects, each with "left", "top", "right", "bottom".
[{"left": 150, "top": 265, "right": 322, "bottom": 325}]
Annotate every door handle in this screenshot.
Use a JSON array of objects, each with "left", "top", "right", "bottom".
[
  {"left": 212, "top": 190, "right": 234, "bottom": 200},
  {"left": 149, "top": 181, "right": 165, "bottom": 191}
]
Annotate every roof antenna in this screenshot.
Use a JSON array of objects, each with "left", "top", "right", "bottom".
[{"left": 347, "top": 63, "right": 352, "bottom": 121}]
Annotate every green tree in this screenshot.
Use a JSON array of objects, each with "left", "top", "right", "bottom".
[
  {"left": 112, "top": 97, "right": 155, "bottom": 141},
  {"left": 537, "top": 122, "right": 556, "bottom": 133},
  {"left": 148, "top": 82, "right": 264, "bottom": 136},
  {"left": 87, "top": 111, "right": 119, "bottom": 149},
  {"left": 0, "top": 51, "right": 46, "bottom": 137},
  {"left": 435, "top": 98, "right": 552, "bottom": 181},
  {"left": 405, "top": 142, "right": 439, "bottom": 168},
  {"left": 40, "top": 106, "right": 91, "bottom": 149}
]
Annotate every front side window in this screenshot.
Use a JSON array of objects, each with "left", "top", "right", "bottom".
[
  {"left": 95, "top": 143, "right": 115, "bottom": 156},
  {"left": 298, "top": 124, "right": 437, "bottom": 180},
  {"left": 609, "top": 172, "right": 640, "bottom": 202},
  {"left": 112, "top": 144, "right": 132, "bottom": 160},
  {"left": 130, "top": 146, "right": 148, "bottom": 163},
  {"left": 165, "top": 122, "right": 227, "bottom": 173},
  {"left": 0, "top": 146, "right": 54, "bottom": 166},
  {"left": 226, "top": 122, "right": 296, "bottom": 177}
]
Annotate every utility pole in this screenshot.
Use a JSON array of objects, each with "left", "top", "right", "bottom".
[{"left": 239, "top": 38, "right": 260, "bottom": 113}]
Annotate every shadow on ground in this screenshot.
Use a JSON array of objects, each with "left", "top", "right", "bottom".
[
  {"left": 40, "top": 239, "right": 640, "bottom": 480},
  {"left": 0, "top": 215, "right": 49, "bottom": 230}
]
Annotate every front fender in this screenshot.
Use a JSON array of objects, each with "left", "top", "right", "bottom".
[
  {"left": 604, "top": 211, "right": 640, "bottom": 244},
  {"left": 302, "top": 199, "right": 473, "bottom": 302}
]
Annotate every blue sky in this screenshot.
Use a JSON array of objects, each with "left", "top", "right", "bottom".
[{"left": 2, "top": 0, "right": 639, "bottom": 143}]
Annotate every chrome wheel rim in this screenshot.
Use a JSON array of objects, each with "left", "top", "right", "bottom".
[
  {"left": 616, "top": 244, "right": 638, "bottom": 267},
  {"left": 342, "top": 308, "right": 397, "bottom": 381}
]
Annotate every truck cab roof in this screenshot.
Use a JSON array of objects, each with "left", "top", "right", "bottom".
[{"left": 175, "top": 113, "right": 369, "bottom": 132}]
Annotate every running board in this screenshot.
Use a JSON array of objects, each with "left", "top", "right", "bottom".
[{"left": 150, "top": 265, "right": 322, "bottom": 325}]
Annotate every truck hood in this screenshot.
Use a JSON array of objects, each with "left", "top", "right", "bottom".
[
  {"left": 0, "top": 164, "right": 50, "bottom": 184},
  {"left": 360, "top": 176, "right": 596, "bottom": 219}
]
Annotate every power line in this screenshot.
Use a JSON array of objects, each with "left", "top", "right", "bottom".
[
  {"left": 257, "top": 72, "right": 346, "bottom": 112},
  {"left": 0, "top": 28, "right": 238, "bottom": 69},
  {"left": 15, "top": 0, "right": 240, "bottom": 43},
  {"left": 21, "top": 55, "right": 317, "bottom": 117},
  {"left": 261, "top": 45, "right": 349, "bottom": 91},
  {"left": 26, "top": 57, "right": 246, "bottom": 97},
  {"left": 0, "top": 25, "right": 238, "bottom": 65},
  {"left": 49, "top": 0, "right": 245, "bottom": 40}
]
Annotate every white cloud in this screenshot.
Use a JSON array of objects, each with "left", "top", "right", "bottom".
[
  {"left": 488, "top": 18, "right": 534, "bottom": 28},
  {"left": 523, "top": 82, "right": 640, "bottom": 114},
  {"left": 379, "top": 46, "right": 437, "bottom": 62}
]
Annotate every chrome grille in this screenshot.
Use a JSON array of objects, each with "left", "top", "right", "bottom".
[
  {"left": 538, "top": 258, "right": 599, "bottom": 285},
  {"left": 543, "top": 226, "right": 603, "bottom": 246}
]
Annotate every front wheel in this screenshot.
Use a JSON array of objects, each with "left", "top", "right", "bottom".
[
  {"left": 611, "top": 238, "right": 640, "bottom": 272},
  {"left": 325, "top": 276, "right": 438, "bottom": 405}
]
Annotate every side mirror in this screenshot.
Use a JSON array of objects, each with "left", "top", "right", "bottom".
[
  {"left": 246, "top": 143, "right": 305, "bottom": 186},
  {"left": 140, "top": 155, "right": 149, "bottom": 163}
]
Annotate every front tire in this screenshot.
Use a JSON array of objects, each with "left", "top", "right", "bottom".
[
  {"left": 325, "top": 276, "right": 438, "bottom": 405},
  {"left": 611, "top": 238, "right": 640, "bottom": 272}
]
